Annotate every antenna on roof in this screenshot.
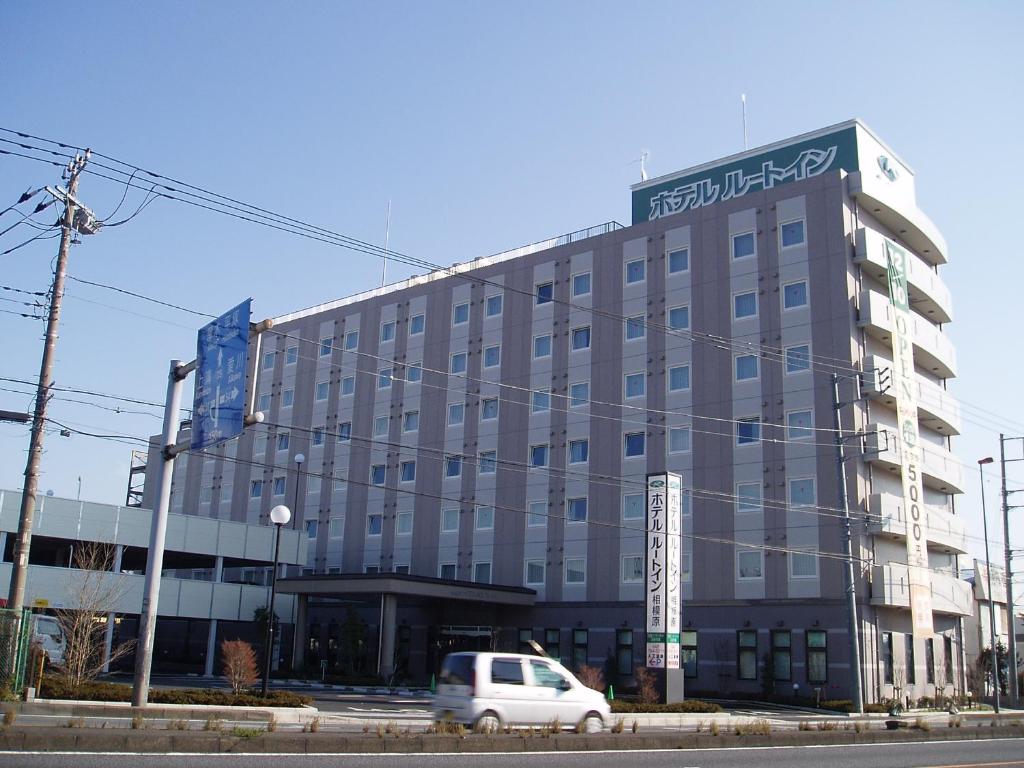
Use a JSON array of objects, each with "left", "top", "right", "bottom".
[
  {"left": 630, "top": 150, "right": 650, "bottom": 182},
  {"left": 381, "top": 200, "right": 392, "bottom": 288},
  {"left": 741, "top": 94, "right": 749, "bottom": 150}
]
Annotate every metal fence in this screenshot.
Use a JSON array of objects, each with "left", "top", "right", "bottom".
[{"left": 0, "top": 609, "right": 32, "bottom": 693}]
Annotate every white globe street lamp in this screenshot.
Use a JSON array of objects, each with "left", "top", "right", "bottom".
[{"left": 261, "top": 503, "right": 292, "bottom": 696}]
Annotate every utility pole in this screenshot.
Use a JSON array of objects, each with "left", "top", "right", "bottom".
[
  {"left": 999, "top": 434, "right": 1020, "bottom": 706},
  {"left": 832, "top": 373, "right": 864, "bottom": 714},
  {"left": 8, "top": 150, "right": 90, "bottom": 614}
]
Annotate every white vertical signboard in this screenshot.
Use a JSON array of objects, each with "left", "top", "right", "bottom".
[
  {"left": 885, "top": 240, "right": 934, "bottom": 639},
  {"left": 647, "top": 473, "right": 682, "bottom": 668}
]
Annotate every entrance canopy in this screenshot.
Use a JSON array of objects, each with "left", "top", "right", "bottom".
[{"left": 276, "top": 572, "right": 536, "bottom": 606}]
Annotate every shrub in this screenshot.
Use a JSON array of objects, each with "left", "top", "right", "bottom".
[
  {"left": 131, "top": 714, "right": 146, "bottom": 730},
  {"left": 66, "top": 717, "right": 84, "bottom": 728},
  {"left": 611, "top": 699, "right": 721, "bottom": 714},
  {"left": 203, "top": 717, "right": 223, "bottom": 732},
  {"left": 914, "top": 717, "right": 931, "bottom": 731},
  {"left": 709, "top": 721, "right": 720, "bottom": 736},
  {"left": 166, "top": 719, "right": 188, "bottom": 731},
  {"left": 38, "top": 678, "right": 310, "bottom": 707},
  {"left": 2, "top": 709, "right": 15, "bottom": 727},
  {"left": 307, "top": 717, "right": 321, "bottom": 733},
  {"left": 631, "top": 719, "right": 639, "bottom": 733},
  {"left": 735, "top": 719, "right": 771, "bottom": 735},
  {"left": 798, "top": 720, "right": 811, "bottom": 731},
  {"left": 610, "top": 718, "right": 625, "bottom": 734},
  {"left": 818, "top": 699, "right": 854, "bottom": 713},
  {"left": 634, "top": 667, "right": 659, "bottom": 705},
  {"left": 864, "top": 702, "right": 890, "bottom": 713},
  {"left": 231, "top": 726, "right": 264, "bottom": 738},
  {"left": 222, "top": 639, "right": 260, "bottom": 695},
  {"left": 266, "top": 714, "right": 277, "bottom": 733},
  {"left": 817, "top": 721, "right": 838, "bottom": 731},
  {"left": 576, "top": 664, "right": 605, "bottom": 692}
]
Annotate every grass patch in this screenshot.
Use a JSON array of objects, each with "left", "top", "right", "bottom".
[
  {"left": 231, "top": 726, "right": 265, "bottom": 738},
  {"left": 610, "top": 699, "right": 722, "bottom": 714},
  {"left": 39, "top": 679, "right": 310, "bottom": 707}
]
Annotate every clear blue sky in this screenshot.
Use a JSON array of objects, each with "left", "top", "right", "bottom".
[{"left": 1, "top": 1, "right": 1022, "bottom": 567}]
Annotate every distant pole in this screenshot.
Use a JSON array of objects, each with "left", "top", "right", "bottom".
[
  {"left": 979, "top": 456, "right": 1000, "bottom": 713},
  {"left": 9, "top": 150, "right": 89, "bottom": 614},
  {"left": 77, "top": 476, "right": 81, "bottom": 501},
  {"left": 380, "top": 200, "right": 391, "bottom": 288},
  {"left": 741, "top": 94, "right": 748, "bottom": 150},
  {"left": 999, "top": 435, "right": 1019, "bottom": 706}
]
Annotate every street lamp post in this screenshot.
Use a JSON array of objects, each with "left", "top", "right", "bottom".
[
  {"left": 979, "top": 457, "right": 1001, "bottom": 714},
  {"left": 261, "top": 503, "right": 291, "bottom": 696}
]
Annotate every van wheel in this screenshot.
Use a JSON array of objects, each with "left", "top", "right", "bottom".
[
  {"left": 581, "top": 713, "right": 603, "bottom": 733},
  {"left": 475, "top": 711, "right": 501, "bottom": 734}
]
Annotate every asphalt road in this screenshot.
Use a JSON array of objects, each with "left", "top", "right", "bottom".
[{"left": 1, "top": 738, "right": 1022, "bottom": 768}]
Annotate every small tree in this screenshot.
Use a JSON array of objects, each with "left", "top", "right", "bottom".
[
  {"left": 576, "top": 664, "right": 605, "bottom": 692},
  {"left": 634, "top": 666, "right": 658, "bottom": 704},
  {"left": 221, "top": 639, "right": 259, "bottom": 694},
  {"left": 55, "top": 541, "right": 135, "bottom": 694}
]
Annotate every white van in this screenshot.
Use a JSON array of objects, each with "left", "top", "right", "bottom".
[
  {"left": 33, "top": 615, "right": 65, "bottom": 667},
  {"left": 433, "top": 652, "right": 611, "bottom": 732}
]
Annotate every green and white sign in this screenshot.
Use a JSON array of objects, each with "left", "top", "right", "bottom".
[{"left": 646, "top": 472, "right": 683, "bottom": 668}]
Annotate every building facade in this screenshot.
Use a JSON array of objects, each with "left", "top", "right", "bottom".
[{"left": 150, "top": 120, "right": 971, "bottom": 701}]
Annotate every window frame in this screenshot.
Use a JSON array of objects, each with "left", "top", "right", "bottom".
[
  {"left": 473, "top": 561, "right": 492, "bottom": 584},
  {"left": 475, "top": 505, "right": 495, "bottom": 531},
  {"left": 785, "top": 343, "right": 812, "bottom": 375},
  {"left": 624, "top": 258, "right": 646, "bottom": 285},
  {"left": 623, "top": 371, "right": 646, "bottom": 400},
  {"left": 667, "top": 305, "right": 690, "bottom": 331},
  {"left": 370, "top": 464, "right": 386, "bottom": 486},
  {"left": 782, "top": 279, "right": 809, "bottom": 311},
  {"left": 344, "top": 330, "right": 359, "bottom": 351},
  {"left": 366, "top": 513, "right": 383, "bottom": 537},
  {"left": 737, "top": 549, "right": 764, "bottom": 580},
  {"left": 622, "top": 492, "right": 644, "bottom": 521},
  {"left": 379, "top": 320, "right": 396, "bottom": 344},
  {"left": 399, "top": 460, "right": 416, "bottom": 484},
  {"left": 736, "top": 482, "right": 762, "bottom": 514},
  {"left": 569, "top": 381, "right": 589, "bottom": 408},
  {"left": 447, "top": 402, "right": 465, "bottom": 426},
  {"left": 737, "top": 629, "right": 758, "bottom": 680},
  {"left": 566, "top": 496, "right": 588, "bottom": 524},
  {"left": 396, "top": 510, "right": 413, "bottom": 536},
  {"left": 736, "top": 416, "right": 761, "bottom": 446},
  {"left": 571, "top": 325, "right": 591, "bottom": 351},
  {"left": 668, "top": 364, "right": 691, "bottom": 393},
  {"left": 319, "top": 337, "right": 333, "bottom": 358},
  {"left": 571, "top": 271, "right": 591, "bottom": 297},
  {"left": 668, "top": 426, "right": 691, "bottom": 454},
  {"left": 449, "top": 351, "right": 467, "bottom": 375},
  {"left": 440, "top": 508, "right": 460, "bottom": 533},
  {"left": 620, "top": 554, "right": 643, "bottom": 584},
  {"left": 733, "top": 290, "right": 758, "bottom": 320},
  {"left": 732, "top": 230, "right": 756, "bottom": 261},
  {"left": 623, "top": 431, "right": 646, "bottom": 459},
  {"left": 786, "top": 409, "right": 814, "bottom": 440},
  {"left": 485, "top": 293, "right": 503, "bottom": 318},
  {"left": 624, "top": 315, "right": 646, "bottom": 342},
  {"left": 789, "top": 549, "right": 819, "bottom": 579},
  {"left": 444, "top": 455, "right": 462, "bottom": 479},
  {"left": 735, "top": 354, "right": 759, "bottom": 382},
  {"left": 564, "top": 556, "right": 587, "bottom": 585},
  {"left": 525, "top": 559, "right": 545, "bottom": 585},
  {"left": 779, "top": 218, "right": 806, "bottom": 249},
  {"left": 531, "top": 389, "right": 551, "bottom": 413},
  {"left": 483, "top": 344, "right": 501, "bottom": 369},
  {"left": 403, "top": 410, "right": 419, "bottom": 433},
  {"left": 478, "top": 450, "right": 497, "bottom": 475},
  {"left": 667, "top": 246, "right": 690, "bottom": 275},
  {"left": 529, "top": 443, "right": 549, "bottom": 468},
  {"left": 788, "top": 477, "right": 816, "bottom": 508},
  {"left": 452, "top": 301, "right": 470, "bottom": 326},
  {"left": 480, "top": 397, "right": 499, "bottom": 421},
  {"left": 314, "top": 380, "right": 329, "bottom": 402},
  {"left": 806, "top": 630, "right": 828, "bottom": 684},
  {"left": 340, "top": 375, "right": 355, "bottom": 396},
  {"left": 527, "top": 500, "right": 547, "bottom": 527},
  {"left": 409, "top": 312, "right": 425, "bottom": 335},
  {"left": 533, "top": 333, "right": 552, "bottom": 359},
  {"left": 535, "top": 281, "right": 553, "bottom": 305},
  {"left": 568, "top": 438, "right": 589, "bottom": 465}
]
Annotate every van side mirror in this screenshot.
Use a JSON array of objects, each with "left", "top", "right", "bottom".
[{"left": 558, "top": 679, "right": 572, "bottom": 691}]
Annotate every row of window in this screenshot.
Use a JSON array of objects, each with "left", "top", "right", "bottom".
[
  {"left": 880, "top": 632, "right": 955, "bottom": 686},
  {"left": 737, "top": 628, "right": 827, "bottom": 683}
]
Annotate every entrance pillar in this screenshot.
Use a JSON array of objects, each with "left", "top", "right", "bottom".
[
  {"left": 378, "top": 593, "right": 398, "bottom": 677},
  {"left": 291, "top": 593, "right": 308, "bottom": 671}
]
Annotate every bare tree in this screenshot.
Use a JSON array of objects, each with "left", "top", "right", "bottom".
[
  {"left": 891, "top": 663, "right": 905, "bottom": 707},
  {"left": 54, "top": 541, "right": 135, "bottom": 693},
  {"left": 221, "top": 639, "right": 259, "bottom": 694},
  {"left": 933, "top": 656, "right": 948, "bottom": 707}
]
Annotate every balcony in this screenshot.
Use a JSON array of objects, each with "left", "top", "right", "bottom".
[
  {"left": 867, "top": 493, "right": 968, "bottom": 554},
  {"left": 861, "top": 354, "right": 961, "bottom": 435},
  {"left": 863, "top": 423, "right": 964, "bottom": 494},
  {"left": 848, "top": 171, "right": 948, "bottom": 266},
  {"left": 854, "top": 228, "right": 952, "bottom": 323},
  {"left": 871, "top": 563, "right": 972, "bottom": 616},
  {"left": 857, "top": 290, "right": 957, "bottom": 379}
]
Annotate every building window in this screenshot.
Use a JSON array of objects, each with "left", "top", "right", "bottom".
[
  {"left": 285, "top": 345, "right": 298, "bottom": 365},
  {"left": 444, "top": 455, "right": 462, "bottom": 478},
  {"left": 737, "top": 483, "right": 761, "bottom": 514},
  {"left": 328, "top": 517, "right": 344, "bottom": 538},
  {"left": 525, "top": 560, "right": 545, "bottom": 585},
  {"left": 403, "top": 410, "right": 419, "bottom": 432},
  {"left": 944, "top": 636, "right": 954, "bottom": 685},
  {"left": 572, "top": 272, "right": 591, "bottom": 297},
  {"left": 250, "top": 480, "right": 263, "bottom": 498},
  {"left": 532, "top": 390, "right": 550, "bottom": 413},
  {"left": 409, "top": 313, "right": 425, "bottom": 335},
  {"left": 273, "top": 476, "right": 286, "bottom": 496},
  {"left": 668, "top": 305, "right": 690, "bottom": 330},
  {"left": 621, "top": 555, "right": 643, "bottom": 583},
  {"left": 394, "top": 564, "right": 410, "bottom": 575},
  {"left": 319, "top": 337, "right": 333, "bottom": 357},
  {"left": 625, "top": 258, "right": 645, "bottom": 285},
  {"left": 780, "top": 219, "right": 805, "bottom": 248},
  {"left": 565, "top": 557, "right": 586, "bottom": 585},
  {"left": 314, "top": 381, "right": 329, "bottom": 401},
  {"left": 906, "top": 635, "right": 917, "bottom": 685},
  {"left": 807, "top": 630, "right": 827, "bottom": 684},
  {"left": 533, "top": 334, "right": 552, "bottom": 358},
  {"left": 312, "top": 427, "right": 325, "bottom": 446},
  {"left": 623, "top": 492, "right": 644, "bottom": 521},
  {"left": 473, "top": 562, "right": 492, "bottom": 584},
  {"left": 305, "top": 520, "right": 318, "bottom": 539},
  {"left": 341, "top": 376, "right": 355, "bottom": 396},
  {"left": 881, "top": 632, "right": 894, "bottom": 685},
  {"left": 681, "top": 551, "right": 692, "bottom": 582},
  {"left": 407, "top": 362, "right": 422, "bottom": 383},
  {"left": 485, "top": 294, "right": 503, "bottom": 317},
  {"left": 681, "top": 490, "right": 692, "bottom": 517},
  {"left": 669, "top": 427, "right": 691, "bottom": 454},
  {"left": 571, "top": 326, "right": 591, "bottom": 351},
  {"left": 732, "top": 231, "right": 756, "bottom": 260},
  {"left": 624, "top": 431, "right": 645, "bottom": 458},
  {"left": 282, "top": 389, "right": 294, "bottom": 408},
  {"left": 790, "top": 550, "right": 818, "bottom": 579},
  {"left": 483, "top": 344, "right": 501, "bottom": 368},
  {"left": 787, "top": 409, "right": 813, "bottom": 440},
  {"left": 370, "top": 465, "right": 385, "bottom": 486},
  {"left": 439, "top": 562, "right": 456, "bottom": 580},
  {"left": 373, "top": 415, "right": 388, "bottom": 437},
  {"left": 568, "top": 438, "right": 589, "bottom": 464},
  {"left": 738, "top": 550, "right": 763, "bottom": 580},
  {"left": 262, "top": 351, "right": 276, "bottom": 370},
  {"left": 380, "top": 320, "right": 396, "bottom": 343},
  {"left": 772, "top": 630, "right": 792, "bottom": 681},
  {"left": 788, "top": 478, "right": 816, "bottom": 507},
  {"left": 367, "top": 514, "right": 383, "bottom": 536},
  {"left": 545, "top": 629, "right": 560, "bottom": 660},
  {"left": 277, "top": 433, "right": 290, "bottom": 451},
  {"left": 344, "top": 330, "right": 359, "bottom": 351},
  {"left": 364, "top": 565, "right": 380, "bottom": 575},
  {"left": 572, "top": 629, "right": 588, "bottom": 670},
  {"left": 530, "top": 444, "right": 549, "bottom": 468},
  {"left": 566, "top": 497, "right": 588, "bottom": 523},
  {"left": 527, "top": 500, "right": 547, "bottom": 527},
  {"left": 735, "top": 354, "right": 759, "bottom": 381},
  {"left": 617, "top": 629, "right": 633, "bottom": 676},
  {"left": 783, "top": 280, "right": 808, "bottom": 310},
  {"left": 925, "top": 638, "right": 935, "bottom": 685},
  {"left": 668, "top": 364, "right": 691, "bottom": 392},
  {"left": 441, "top": 508, "right": 459, "bottom": 533},
  {"left": 257, "top": 393, "right": 271, "bottom": 413},
  {"left": 668, "top": 247, "right": 689, "bottom": 275},
  {"left": 479, "top": 450, "right": 497, "bottom": 474},
  {"left": 624, "top": 372, "right": 646, "bottom": 399},
  {"left": 475, "top": 505, "right": 494, "bottom": 530},
  {"left": 447, "top": 402, "right": 465, "bottom": 426},
  {"left": 734, "top": 291, "right": 757, "bottom": 319},
  {"left": 337, "top": 421, "right": 351, "bottom": 442},
  {"left": 377, "top": 368, "right": 393, "bottom": 389},
  {"left": 785, "top": 344, "right": 811, "bottom": 374},
  {"left": 738, "top": 629, "right": 758, "bottom": 679},
  {"left": 449, "top": 352, "right": 467, "bottom": 374},
  {"left": 396, "top": 510, "right": 413, "bottom": 535},
  {"left": 625, "top": 315, "right": 646, "bottom": 341},
  {"left": 536, "top": 281, "right": 553, "bottom": 305},
  {"left": 569, "top": 381, "right": 589, "bottom": 407},
  {"left": 682, "top": 630, "right": 698, "bottom": 677},
  {"left": 480, "top": 398, "right": 499, "bottom": 421},
  {"left": 400, "top": 460, "right": 416, "bottom": 483},
  {"left": 452, "top": 302, "right": 469, "bottom": 326},
  {"left": 333, "top": 475, "right": 346, "bottom": 492},
  {"left": 736, "top": 417, "right": 761, "bottom": 445}
]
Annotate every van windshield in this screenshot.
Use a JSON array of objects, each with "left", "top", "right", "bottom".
[{"left": 439, "top": 655, "right": 474, "bottom": 686}]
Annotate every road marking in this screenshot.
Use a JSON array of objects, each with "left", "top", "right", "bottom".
[{"left": 919, "top": 763, "right": 1024, "bottom": 768}]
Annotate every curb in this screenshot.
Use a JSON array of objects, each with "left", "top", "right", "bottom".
[{"left": 11, "top": 700, "right": 319, "bottom": 726}]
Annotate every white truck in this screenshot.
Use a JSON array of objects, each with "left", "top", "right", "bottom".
[{"left": 33, "top": 615, "right": 65, "bottom": 667}]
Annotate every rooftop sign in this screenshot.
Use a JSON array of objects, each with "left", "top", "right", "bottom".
[{"left": 631, "top": 124, "right": 860, "bottom": 223}]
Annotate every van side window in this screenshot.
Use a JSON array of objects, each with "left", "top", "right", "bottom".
[
  {"left": 491, "top": 659, "right": 525, "bottom": 685},
  {"left": 439, "top": 655, "right": 474, "bottom": 685},
  {"left": 529, "top": 660, "right": 568, "bottom": 688}
]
